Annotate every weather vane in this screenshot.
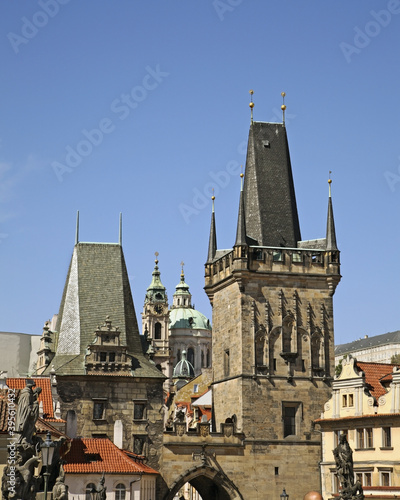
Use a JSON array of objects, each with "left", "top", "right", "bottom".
[
  {"left": 281, "top": 92, "right": 286, "bottom": 125},
  {"left": 249, "top": 90, "right": 254, "bottom": 123}
]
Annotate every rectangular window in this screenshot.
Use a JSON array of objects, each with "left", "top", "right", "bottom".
[
  {"left": 365, "top": 428, "right": 373, "bottom": 448},
  {"left": 342, "top": 394, "right": 348, "bottom": 407},
  {"left": 273, "top": 251, "right": 283, "bottom": 262},
  {"left": 292, "top": 252, "right": 302, "bottom": 263},
  {"left": 224, "top": 349, "right": 230, "bottom": 376},
  {"left": 382, "top": 427, "right": 391, "bottom": 447},
  {"left": 356, "top": 472, "right": 372, "bottom": 487},
  {"left": 357, "top": 428, "right": 373, "bottom": 449},
  {"left": 133, "top": 435, "right": 145, "bottom": 455},
  {"left": 348, "top": 394, "right": 354, "bottom": 406},
  {"left": 381, "top": 472, "right": 391, "bottom": 487},
  {"left": 133, "top": 400, "right": 147, "bottom": 420},
  {"left": 100, "top": 352, "right": 107, "bottom": 362},
  {"left": 93, "top": 401, "right": 105, "bottom": 420},
  {"left": 282, "top": 402, "right": 301, "bottom": 437}
]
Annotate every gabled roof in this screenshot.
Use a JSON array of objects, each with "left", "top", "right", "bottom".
[
  {"left": 335, "top": 330, "right": 400, "bottom": 357},
  {"left": 63, "top": 438, "right": 158, "bottom": 474},
  {"left": 356, "top": 361, "right": 398, "bottom": 401},
  {"left": 243, "top": 122, "right": 301, "bottom": 247}
]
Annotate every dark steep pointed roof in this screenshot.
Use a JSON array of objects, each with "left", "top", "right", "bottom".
[
  {"left": 243, "top": 122, "right": 301, "bottom": 247},
  {"left": 235, "top": 187, "right": 247, "bottom": 246},
  {"left": 326, "top": 190, "right": 338, "bottom": 251},
  {"left": 47, "top": 242, "right": 162, "bottom": 377}
]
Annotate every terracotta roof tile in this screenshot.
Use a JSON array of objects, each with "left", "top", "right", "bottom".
[
  {"left": 63, "top": 438, "right": 158, "bottom": 475},
  {"left": 355, "top": 362, "right": 399, "bottom": 401},
  {"left": 6, "top": 377, "right": 54, "bottom": 419}
]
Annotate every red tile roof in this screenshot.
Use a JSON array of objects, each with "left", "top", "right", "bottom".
[
  {"left": 6, "top": 377, "right": 55, "bottom": 419},
  {"left": 63, "top": 438, "right": 159, "bottom": 475},
  {"left": 356, "top": 362, "right": 399, "bottom": 401}
]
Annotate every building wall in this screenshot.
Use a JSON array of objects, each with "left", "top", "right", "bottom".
[
  {"left": 335, "top": 343, "right": 400, "bottom": 365},
  {"left": 66, "top": 473, "right": 156, "bottom": 500},
  {"left": 0, "top": 332, "right": 41, "bottom": 377},
  {"left": 56, "top": 376, "right": 164, "bottom": 472}
]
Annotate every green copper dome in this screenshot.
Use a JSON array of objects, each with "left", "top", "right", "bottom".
[{"left": 169, "top": 307, "right": 211, "bottom": 330}]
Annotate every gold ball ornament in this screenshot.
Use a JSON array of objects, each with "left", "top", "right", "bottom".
[{"left": 281, "top": 104, "right": 286, "bottom": 111}]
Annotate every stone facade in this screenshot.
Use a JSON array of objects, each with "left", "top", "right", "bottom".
[{"left": 57, "top": 376, "right": 164, "bottom": 470}]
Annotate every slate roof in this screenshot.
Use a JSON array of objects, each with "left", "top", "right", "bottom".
[
  {"left": 46, "top": 243, "right": 164, "bottom": 378},
  {"left": 243, "top": 121, "right": 301, "bottom": 247},
  {"left": 63, "top": 438, "right": 158, "bottom": 474},
  {"left": 335, "top": 331, "right": 400, "bottom": 357}
]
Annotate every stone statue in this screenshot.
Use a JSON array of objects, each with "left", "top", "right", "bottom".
[
  {"left": 333, "top": 434, "right": 364, "bottom": 500},
  {"left": 91, "top": 473, "right": 106, "bottom": 500},
  {"left": 52, "top": 464, "right": 69, "bottom": 500},
  {"left": 15, "top": 380, "right": 41, "bottom": 444}
]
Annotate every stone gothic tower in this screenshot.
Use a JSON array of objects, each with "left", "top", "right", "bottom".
[{"left": 204, "top": 119, "right": 341, "bottom": 497}]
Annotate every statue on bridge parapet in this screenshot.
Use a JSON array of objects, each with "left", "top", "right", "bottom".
[{"left": 333, "top": 434, "right": 364, "bottom": 500}]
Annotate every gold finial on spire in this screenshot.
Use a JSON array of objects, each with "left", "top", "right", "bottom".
[
  {"left": 240, "top": 165, "right": 244, "bottom": 191},
  {"left": 281, "top": 92, "right": 286, "bottom": 125},
  {"left": 180, "top": 260, "right": 185, "bottom": 278},
  {"left": 249, "top": 89, "right": 254, "bottom": 123},
  {"left": 328, "top": 171, "right": 332, "bottom": 198},
  {"left": 211, "top": 188, "right": 215, "bottom": 212},
  {"left": 155, "top": 251, "right": 159, "bottom": 265}
]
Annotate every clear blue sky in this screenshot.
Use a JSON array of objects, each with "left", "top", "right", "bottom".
[{"left": 1, "top": 1, "right": 400, "bottom": 346}]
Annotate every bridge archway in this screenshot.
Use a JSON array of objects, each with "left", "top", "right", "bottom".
[{"left": 164, "top": 464, "right": 243, "bottom": 500}]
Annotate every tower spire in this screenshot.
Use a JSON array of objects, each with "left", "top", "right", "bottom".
[
  {"left": 75, "top": 211, "right": 79, "bottom": 245},
  {"left": 206, "top": 190, "right": 217, "bottom": 263},
  {"left": 234, "top": 168, "right": 247, "bottom": 247},
  {"left": 326, "top": 172, "right": 338, "bottom": 251},
  {"left": 119, "top": 212, "right": 122, "bottom": 245},
  {"left": 249, "top": 90, "right": 254, "bottom": 123},
  {"left": 281, "top": 92, "right": 286, "bottom": 125}
]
